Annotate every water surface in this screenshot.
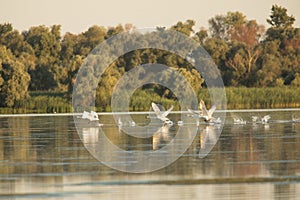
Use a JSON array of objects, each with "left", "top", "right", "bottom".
[{"left": 0, "top": 110, "right": 300, "bottom": 199}]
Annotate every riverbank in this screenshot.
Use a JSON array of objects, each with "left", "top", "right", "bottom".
[{"left": 0, "top": 87, "right": 299, "bottom": 114}]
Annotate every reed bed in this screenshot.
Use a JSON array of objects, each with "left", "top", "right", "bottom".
[{"left": 0, "top": 87, "right": 299, "bottom": 114}]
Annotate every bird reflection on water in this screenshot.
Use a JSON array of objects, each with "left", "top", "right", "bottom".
[
  {"left": 2, "top": 111, "right": 300, "bottom": 199},
  {"left": 152, "top": 122, "right": 173, "bottom": 150},
  {"left": 79, "top": 116, "right": 221, "bottom": 155},
  {"left": 199, "top": 125, "right": 218, "bottom": 149},
  {"left": 82, "top": 127, "right": 99, "bottom": 154}
]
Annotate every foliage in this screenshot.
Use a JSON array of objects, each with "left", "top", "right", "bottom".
[
  {"left": 226, "top": 87, "right": 300, "bottom": 109},
  {"left": 0, "top": 45, "right": 30, "bottom": 107},
  {"left": 0, "top": 5, "right": 299, "bottom": 111},
  {"left": 24, "top": 93, "right": 71, "bottom": 113}
]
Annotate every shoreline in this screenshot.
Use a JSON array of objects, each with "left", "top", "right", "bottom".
[{"left": 1, "top": 108, "right": 300, "bottom": 117}]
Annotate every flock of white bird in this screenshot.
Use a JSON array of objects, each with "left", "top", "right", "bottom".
[
  {"left": 232, "top": 114, "right": 271, "bottom": 125},
  {"left": 79, "top": 101, "right": 300, "bottom": 152},
  {"left": 79, "top": 100, "right": 300, "bottom": 127},
  {"left": 81, "top": 111, "right": 99, "bottom": 122}
]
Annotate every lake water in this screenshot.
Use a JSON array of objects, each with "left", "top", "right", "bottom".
[{"left": 0, "top": 109, "right": 300, "bottom": 200}]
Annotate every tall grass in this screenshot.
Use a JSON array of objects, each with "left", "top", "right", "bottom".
[
  {"left": 129, "top": 89, "right": 180, "bottom": 111},
  {"left": 0, "top": 92, "right": 71, "bottom": 114},
  {"left": 126, "top": 86, "right": 300, "bottom": 111},
  {"left": 0, "top": 87, "right": 299, "bottom": 114},
  {"left": 24, "top": 95, "right": 72, "bottom": 113},
  {"left": 226, "top": 87, "right": 300, "bottom": 109}
]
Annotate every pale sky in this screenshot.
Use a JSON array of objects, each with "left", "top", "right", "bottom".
[{"left": 1, "top": 0, "right": 300, "bottom": 34}]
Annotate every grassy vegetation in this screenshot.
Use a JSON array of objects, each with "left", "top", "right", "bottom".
[
  {"left": 0, "top": 92, "right": 72, "bottom": 114},
  {"left": 129, "top": 88, "right": 180, "bottom": 111},
  {"left": 0, "top": 87, "right": 299, "bottom": 114},
  {"left": 225, "top": 87, "right": 300, "bottom": 109},
  {"left": 129, "top": 86, "right": 300, "bottom": 111}
]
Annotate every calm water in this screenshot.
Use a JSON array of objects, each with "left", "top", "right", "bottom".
[{"left": 0, "top": 110, "right": 300, "bottom": 200}]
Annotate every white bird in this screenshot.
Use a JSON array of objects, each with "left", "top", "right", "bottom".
[
  {"left": 187, "top": 108, "right": 203, "bottom": 118},
  {"left": 81, "top": 111, "right": 99, "bottom": 122},
  {"left": 210, "top": 117, "right": 222, "bottom": 124},
  {"left": 130, "top": 120, "right": 136, "bottom": 127},
  {"left": 118, "top": 118, "right": 123, "bottom": 127},
  {"left": 292, "top": 114, "right": 300, "bottom": 122},
  {"left": 198, "top": 100, "right": 218, "bottom": 122},
  {"left": 164, "top": 118, "right": 174, "bottom": 126},
  {"left": 252, "top": 116, "right": 259, "bottom": 122},
  {"left": 151, "top": 102, "right": 174, "bottom": 125},
  {"left": 232, "top": 116, "right": 247, "bottom": 125},
  {"left": 261, "top": 115, "right": 271, "bottom": 124},
  {"left": 177, "top": 120, "right": 184, "bottom": 126}
]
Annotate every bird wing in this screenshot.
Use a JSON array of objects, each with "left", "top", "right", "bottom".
[
  {"left": 151, "top": 102, "right": 162, "bottom": 117},
  {"left": 199, "top": 100, "right": 209, "bottom": 117},
  {"left": 232, "top": 117, "right": 239, "bottom": 123},
  {"left": 208, "top": 101, "right": 218, "bottom": 117},
  {"left": 162, "top": 105, "right": 174, "bottom": 117},
  {"left": 188, "top": 109, "right": 201, "bottom": 115},
  {"left": 82, "top": 111, "right": 89, "bottom": 119},
  {"left": 252, "top": 116, "right": 258, "bottom": 120},
  {"left": 292, "top": 114, "right": 300, "bottom": 121}
]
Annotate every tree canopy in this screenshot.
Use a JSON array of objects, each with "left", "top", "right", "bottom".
[{"left": 0, "top": 4, "right": 299, "bottom": 108}]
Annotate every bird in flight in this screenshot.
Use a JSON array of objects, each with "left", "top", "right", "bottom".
[
  {"left": 151, "top": 102, "right": 174, "bottom": 125},
  {"left": 198, "top": 100, "right": 219, "bottom": 123}
]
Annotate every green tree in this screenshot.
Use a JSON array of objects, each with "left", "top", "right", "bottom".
[
  {"left": 66, "top": 55, "right": 83, "bottom": 93},
  {"left": 256, "top": 54, "right": 282, "bottom": 86},
  {"left": 82, "top": 25, "right": 106, "bottom": 53},
  {"left": 266, "top": 5, "right": 296, "bottom": 42},
  {"left": 170, "top": 19, "right": 195, "bottom": 37},
  {"left": 60, "top": 32, "right": 84, "bottom": 94},
  {"left": 0, "top": 23, "right": 36, "bottom": 70},
  {"left": 195, "top": 28, "right": 208, "bottom": 45},
  {"left": 208, "top": 14, "right": 227, "bottom": 40},
  {"left": 0, "top": 23, "right": 13, "bottom": 36},
  {"left": 267, "top": 5, "right": 295, "bottom": 28},
  {"left": 225, "top": 20, "right": 264, "bottom": 86},
  {"left": 106, "top": 24, "right": 124, "bottom": 38},
  {"left": 0, "top": 46, "right": 30, "bottom": 107},
  {"left": 291, "top": 73, "right": 300, "bottom": 87},
  {"left": 23, "top": 25, "right": 63, "bottom": 90},
  {"left": 208, "top": 12, "right": 246, "bottom": 41},
  {"left": 263, "top": 5, "right": 300, "bottom": 86},
  {"left": 203, "top": 37, "right": 230, "bottom": 84},
  {"left": 96, "top": 66, "right": 122, "bottom": 109}
]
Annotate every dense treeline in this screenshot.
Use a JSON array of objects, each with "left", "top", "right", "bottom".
[{"left": 0, "top": 5, "right": 299, "bottom": 111}]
